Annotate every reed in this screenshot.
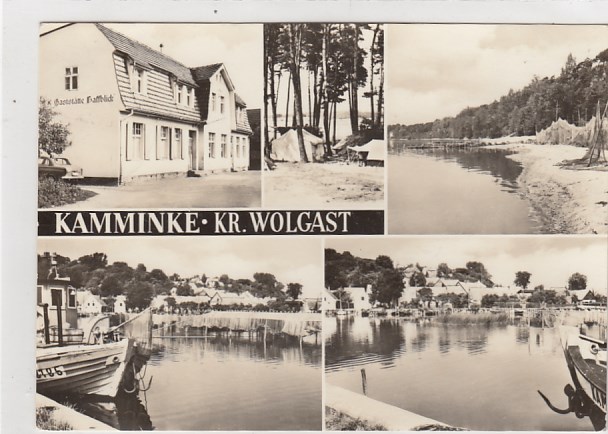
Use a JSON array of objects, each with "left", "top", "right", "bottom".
[
  {"left": 36, "top": 407, "right": 73, "bottom": 430},
  {"left": 434, "top": 312, "right": 509, "bottom": 326},
  {"left": 325, "top": 407, "right": 386, "bottom": 431}
]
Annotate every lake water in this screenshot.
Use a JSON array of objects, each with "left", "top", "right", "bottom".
[
  {"left": 325, "top": 317, "right": 595, "bottom": 431},
  {"left": 388, "top": 146, "right": 541, "bottom": 234},
  {"left": 69, "top": 333, "right": 322, "bottom": 430}
]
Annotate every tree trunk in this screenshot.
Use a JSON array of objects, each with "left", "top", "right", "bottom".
[
  {"left": 349, "top": 24, "right": 360, "bottom": 134},
  {"left": 285, "top": 70, "right": 291, "bottom": 128},
  {"left": 369, "top": 25, "right": 378, "bottom": 127},
  {"left": 307, "top": 69, "right": 312, "bottom": 126},
  {"left": 263, "top": 32, "right": 270, "bottom": 156},
  {"left": 270, "top": 69, "right": 279, "bottom": 140},
  {"left": 333, "top": 100, "right": 337, "bottom": 145},
  {"left": 287, "top": 24, "right": 308, "bottom": 163},
  {"left": 322, "top": 26, "right": 332, "bottom": 155},
  {"left": 376, "top": 54, "right": 384, "bottom": 128}
]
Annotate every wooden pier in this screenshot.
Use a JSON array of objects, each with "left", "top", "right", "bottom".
[{"left": 146, "top": 311, "right": 322, "bottom": 338}]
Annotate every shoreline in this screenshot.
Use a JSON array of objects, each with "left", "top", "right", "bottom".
[{"left": 488, "top": 143, "right": 607, "bottom": 234}]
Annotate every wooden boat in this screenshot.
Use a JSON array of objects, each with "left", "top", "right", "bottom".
[
  {"left": 37, "top": 309, "right": 153, "bottom": 398},
  {"left": 562, "top": 330, "right": 606, "bottom": 418},
  {"left": 36, "top": 339, "right": 141, "bottom": 398},
  {"left": 538, "top": 326, "right": 606, "bottom": 430}
]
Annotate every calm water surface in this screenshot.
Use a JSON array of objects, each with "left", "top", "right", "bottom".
[
  {"left": 325, "top": 317, "right": 594, "bottom": 431},
  {"left": 70, "top": 334, "right": 322, "bottom": 430},
  {"left": 388, "top": 146, "right": 541, "bottom": 234}
]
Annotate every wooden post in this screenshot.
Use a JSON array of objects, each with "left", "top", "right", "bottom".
[
  {"left": 361, "top": 368, "right": 367, "bottom": 395},
  {"left": 40, "top": 304, "right": 50, "bottom": 345}
]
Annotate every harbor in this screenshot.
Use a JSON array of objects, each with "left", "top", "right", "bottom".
[
  {"left": 35, "top": 237, "right": 324, "bottom": 430},
  {"left": 325, "top": 312, "right": 605, "bottom": 431},
  {"left": 324, "top": 237, "right": 607, "bottom": 431}
]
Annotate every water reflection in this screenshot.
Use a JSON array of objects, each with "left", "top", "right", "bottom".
[
  {"left": 326, "top": 317, "right": 593, "bottom": 431},
  {"left": 61, "top": 333, "right": 321, "bottom": 431},
  {"left": 388, "top": 146, "right": 539, "bottom": 234}
]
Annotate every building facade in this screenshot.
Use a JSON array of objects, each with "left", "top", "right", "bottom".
[{"left": 40, "top": 24, "right": 254, "bottom": 183}]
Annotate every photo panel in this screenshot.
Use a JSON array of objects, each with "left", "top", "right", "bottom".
[
  {"left": 386, "top": 24, "right": 608, "bottom": 235},
  {"left": 35, "top": 236, "right": 323, "bottom": 431},
  {"left": 262, "top": 23, "right": 386, "bottom": 210},
  {"left": 38, "top": 23, "right": 263, "bottom": 209},
  {"left": 324, "top": 236, "right": 607, "bottom": 431}
]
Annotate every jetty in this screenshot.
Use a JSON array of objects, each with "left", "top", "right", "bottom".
[
  {"left": 147, "top": 311, "right": 322, "bottom": 338},
  {"left": 326, "top": 384, "right": 457, "bottom": 431},
  {"left": 36, "top": 393, "right": 115, "bottom": 431},
  {"left": 390, "top": 137, "right": 484, "bottom": 150}
]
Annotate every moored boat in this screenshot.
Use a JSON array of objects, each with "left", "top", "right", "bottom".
[
  {"left": 562, "top": 329, "right": 606, "bottom": 420},
  {"left": 36, "top": 339, "right": 136, "bottom": 398},
  {"left": 538, "top": 325, "right": 606, "bottom": 430}
]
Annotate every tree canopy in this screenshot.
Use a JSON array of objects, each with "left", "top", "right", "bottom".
[
  {"left": 389, "top": 49, "right": 608, "bottom": 140},
  {"left": 567, "top": 272, "right": 588, "bottom": 291},
  {"left": 514, "top": 271, "right": 532, "bottom": 290},
  {"left": 39, "top": 98, "right": 71, "bottom": 155}
]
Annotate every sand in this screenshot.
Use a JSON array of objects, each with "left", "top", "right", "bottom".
[
  {"left": 489, "top": 143, "right": 608, "bottom": 234},
  {"left": 263, "top": 162, "right": 384, "bottom": 209}
]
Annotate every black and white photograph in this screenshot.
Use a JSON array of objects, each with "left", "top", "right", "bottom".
[
  {"left": 324, "top": 236, "right": 607, "bottom": 431},
  {"left": 38, "top": 23, "right": 262, "bottom": 209},
  {"left": 35, "top": 237, "right": 322, "bottom": 430},
  {"left": 263, "top": 24, "right": 385, "bottom": 209},
  {"left": 387, "top": 25, "right": 608, "bottom": 234}
]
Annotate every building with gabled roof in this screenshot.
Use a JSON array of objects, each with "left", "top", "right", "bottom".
[{"left": 40, "top": 23, "right": 254, "bottom": 183}]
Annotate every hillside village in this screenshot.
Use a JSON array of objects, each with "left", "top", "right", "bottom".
[
  {"left": 324, "top": 250, "right": 607, "bottom": 314},
  {"left": 38, "top": 252, "right": 321, "bottom": 318}
]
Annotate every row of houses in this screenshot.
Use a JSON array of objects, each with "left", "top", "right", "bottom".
[
  {"left": 322, "top": 279, "right": 606, "bottom": 313},
  {"left": 40, "top": 24, "right": 259, "bottom": 183}
]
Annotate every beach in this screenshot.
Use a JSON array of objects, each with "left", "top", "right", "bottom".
[
  {"left": 264, "top": 162, "right": 384, "bottom": 209},
  {"left": 490, "top": 143, "right": 608, "bottom": 234}
]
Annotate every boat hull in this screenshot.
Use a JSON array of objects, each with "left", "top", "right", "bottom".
[{"left": 36, "top": 339, "right": 134, "bottom": 398}]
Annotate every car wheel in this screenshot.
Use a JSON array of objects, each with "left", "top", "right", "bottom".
[{"left": 46, "top": 174, "right": 58, "bottom": 181}]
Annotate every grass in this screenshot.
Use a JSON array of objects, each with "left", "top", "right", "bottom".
[
  {"left": 325, "top": 407, "right": 386, "bottom": 431},
  {"left": 38, "top": 178, "right": 96, "bottom": 208},
  {"left": 36, "top": 407, "right": 73, "bottom": 430},
  {"left": 434, "top": 312, "right": 509, "bottom": 326}
]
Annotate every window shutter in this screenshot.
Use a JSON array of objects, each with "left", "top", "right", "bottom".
[
  {"left": 125, "top": 122, "right": 132, "bottom": 161},
  {"left": 156, "top": 126, "right": 160, "bottom": 160}
]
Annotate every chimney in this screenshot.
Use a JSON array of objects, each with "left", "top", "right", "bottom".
[{"left": 159, "top": 43, "right": 164, "bottom": 53}]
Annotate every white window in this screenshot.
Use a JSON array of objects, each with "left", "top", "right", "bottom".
[
  {"left": 186, "top": 87, "right": 191, "bottom": 107},
  {"left": 65, "top": 67, "right": 78, "bottom": 90},
  {"left": 208, "top": 133, "right": 215, "bottom": 158},
  {"left": 158, "top": 126, "right": 170, "bottom": 160},
  {"left": 211, "top": 93, "right": 216, "bottom": 112},
  {"left": 177, "top": 85, "right": 183, "bottom": 104},
  {"left": 220, "top": 134, "right": 227, "bottom": 158},
  {"left": 131, "top": 123, "right": 144, "bottom": 160},
  {"left": 135, "top": 68, "right": 145, "bottom": 94},
  {"left": 173, "top": 129, "right": 182, "bottom": 160},
  {"left": 236, "top": 137, "right": 240, "bottom": 158},
  {"left": 220, "top": 96, "right": 225, "bottom": 114}
]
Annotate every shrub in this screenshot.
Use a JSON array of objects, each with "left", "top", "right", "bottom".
[{"left": 38, "top": 178, "right": 96, "bottom": 208}]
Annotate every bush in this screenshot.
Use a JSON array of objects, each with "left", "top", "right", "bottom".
[{"left": 38, "top": 178, "right": 96, "bottom": 208}]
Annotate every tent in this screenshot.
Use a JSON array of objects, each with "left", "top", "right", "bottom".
[
  {"left": 270, "top": 129, "right": 325, "bottom": 162},
  {"left": 347, "top": 139, "right": 386, "bottom": 165}
]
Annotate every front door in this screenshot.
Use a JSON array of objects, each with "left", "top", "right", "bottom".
[{"left": 189, "top": 130, "right": 197, "bottom": 170}]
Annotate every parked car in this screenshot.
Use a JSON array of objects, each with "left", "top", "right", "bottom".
[
  {"left": 38, "top": 156, "right": 84, "bottom": 180},
  {"left": 38, "top": 157, "right": 67, "bottom": 180}
]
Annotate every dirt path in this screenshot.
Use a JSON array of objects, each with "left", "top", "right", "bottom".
[
  {"left": 50, "top": 171, "right": 261, "bottom": 209},
  {"left": 263, "top": 162, "right": 384, "bottom": 209}
]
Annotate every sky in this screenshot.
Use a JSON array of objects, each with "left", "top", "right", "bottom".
[
  {"left": 40, "top": 23, "right": 263, "bottom": 108},
  {"left": 38, "top": 237, "right": 323, "bottom": 298},
  {"left": 326, "top": 237, "right": 608, "bottom": 291},
  {"left": 387, "top": 24, "right": 608, "bottom": 125},
  {"left": 273, "top": 24, "right": 381, "bottom": 122}
]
